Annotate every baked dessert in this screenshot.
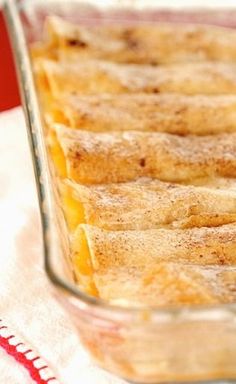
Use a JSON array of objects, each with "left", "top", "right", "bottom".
[
  {"left": 36, "top": 59, "right": 236, "bottom": 98},
  {"left": 72, "top": 224, "right": 236, "bottom": 304},
  {"left": 51, "top": 125, "right": 236, "bottom": 184},
  {"left": 34, "top": 16, "right": 236, "bottom": 64},
  {"left": 32, "top": 16, "right": 236, "bottom": 308},
  {"left": 60, "top": 178, "right": 236, "bottom": 231},
  {"left": 47, "top": 93, "right": 236, "bottom": 135}
]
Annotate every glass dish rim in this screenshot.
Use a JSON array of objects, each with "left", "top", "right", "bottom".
[{"left": 4, "top": 0, "right": 236, "bottom": 321}]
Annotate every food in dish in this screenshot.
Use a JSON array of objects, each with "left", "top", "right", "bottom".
[
  {"left": 36, "top": 59, "right": 236, "bottom": 98},
  {"left": 72, "top": 224, "right": 236, "bottom": 306},
  {"left": 36, "top": 16, "right": 236, "bottom": 64},
  {"left": 60, "top": 178, "right": 236, "bottom": 231},
  {"left": 48, "top": 93, "right": 236, "bottom": 135},
  {"left": 32, "top": 16, "right": 236, "bottom": 308},
  {"left": 51, "top": 125, "right": 236, "bottom": 184}
]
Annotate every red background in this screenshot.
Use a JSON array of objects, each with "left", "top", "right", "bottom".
[{"left": 0, "top": 11, "right": 20, "bottom": 111}]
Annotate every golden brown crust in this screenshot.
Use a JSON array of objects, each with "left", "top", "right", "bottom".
[
  {"left": 54, "top": 125, "right": 236, "bottom": 184},
  {"left": 34, "top": 17, "right": 236, "bottom": 308},
  {"left": 72, "top": 225, "right": 236, "bottom": 306},
  {"left": 45, "top": 16, "right": 236, "bottom": 64},
  {"left": 50, "top": 93, "right": 236, "bottom": 136},
  {"left": 63, "top": 178, "right": 236, "bottom": 230},
  {"left": 36, "top": 59, "right": 236, "bottom": 97},
  {"left": 80, "top": 224, "right": 236, "bottom": 269}
]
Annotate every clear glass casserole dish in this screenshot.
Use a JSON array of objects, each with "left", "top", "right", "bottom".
[{"left": 4, "top": 0, "right": 236, "bottom": 382}]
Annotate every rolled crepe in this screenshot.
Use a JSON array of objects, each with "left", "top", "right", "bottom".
[
  {"left": 35, "top": 59, "right": 236, "bottom": 97},
  {"left": 43, "top": 16, "right": 236, "bottom": 64},
  {"left": 71, "top": 224, "right": 236, "bottom": 306},
  {"left": 50, "top": 93, "right": 236, "bottom": 136},
  {"left": 60, "top": 178, "right": 236, "bottom": 231},
  {"left": 52, "top": 125, "right": 236, "bottom": 184}
]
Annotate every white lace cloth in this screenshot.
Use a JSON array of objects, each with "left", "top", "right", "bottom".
[{"left": 0, "top": 107, "right": 125, "bottom": 384}]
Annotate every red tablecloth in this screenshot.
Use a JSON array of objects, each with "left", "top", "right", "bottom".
[{"left": 0, "top": 11, "right": 20, "bottom": 111}]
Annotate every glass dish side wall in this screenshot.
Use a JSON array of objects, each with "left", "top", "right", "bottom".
[
  {"left": 4, "top": 1, "right": 236, "bottom": 382},
  {"left": 59, "top": 294, "right": 236, "bottom": 383}
]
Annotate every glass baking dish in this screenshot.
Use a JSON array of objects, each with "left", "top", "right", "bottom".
[{"left": 4, "top": 0, "right": 236, "bottom": 382}]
